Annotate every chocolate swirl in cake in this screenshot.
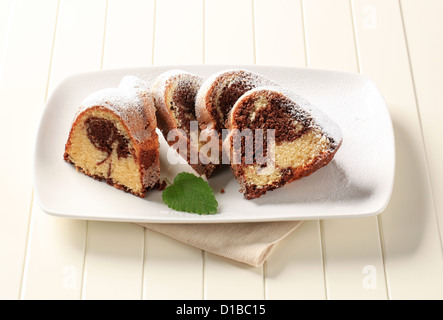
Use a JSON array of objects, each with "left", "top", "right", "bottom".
[
  {"left": 85, "top": 117, "right": 130, "bottom": 166},
  {"left": 170, "top": 79, "right": 199, "bottom": 134},
  {"left": 233, "top": 92, "right": 312, "bottom": 144},
  {"left": 225, "top": 86, "right": 343, "bottom": 199},
  {"left": 196, "top": 69, "right": 278, "bottom": 133},
  {"left": 64, "top": 75, "right": 161, "bottom": 198},
  {"left": 151, "top": 70, "right": 219, "bottom": 178}
]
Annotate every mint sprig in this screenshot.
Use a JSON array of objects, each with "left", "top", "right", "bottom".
[{"left": 162, "top": 172, "right": 218, "bottom": 215}]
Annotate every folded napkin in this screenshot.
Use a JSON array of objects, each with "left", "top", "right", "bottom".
[{"left": 137, "top": 221, "right": 303, "bottom": 267}]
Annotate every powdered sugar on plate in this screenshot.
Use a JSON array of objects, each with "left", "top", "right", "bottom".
[{"left": 35, "top": 65, "right": 394, "bottom": 223}]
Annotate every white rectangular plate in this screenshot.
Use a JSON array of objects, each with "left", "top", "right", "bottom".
[{"left": 34, "top": 65, "right": 395, "bottom": 223}]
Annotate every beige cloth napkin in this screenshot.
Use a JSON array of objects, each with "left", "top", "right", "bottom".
[{"left": 137, "top": 221, "right": 303, "bottom": 267}]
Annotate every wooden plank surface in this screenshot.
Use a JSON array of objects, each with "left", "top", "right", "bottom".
[
  {"left": 302, "top": 0, "right": 358, "bottom": 72},
  {"left": 352, "top": 0, "right": 443, "bottom": 299},
  {"left": 21, "top": 211, "right": 86, "bottom": 299},
  {"left": 205, "top": 0, "right": 254, "bottom": 65},
  {"left": 321, "top": 217, "right": 386, "bottom": 299},
  {"left": 46, "top": 0, "right": 107, "bottom": 95},
  {"left": 265, "top": 221, "right": 326, "bottom": 299},
  {"left": 82, "top": 222, "right": 144, "bottom": 300},
  {"left": 154, "top": 0, "right": 203, "bottom": 65},
  {"left": 204, "top": 253, "right": 264, "bottom": 300},
  {"left": 302, "top": 0, "right": 387, "bottom": 300},
  {"left": 0, "top": 0, "right": 442, "bottom": 300},
  {"left": 253, "top": 0, "right": 306, "bottom": 67},
  {"left": 400, "top": 0, "right": 443, "bottom": 246},
  {"left": 102, "top": 0, "right": 155, "bottom": 69},
  {"left": 143, "top": 230, "right": 203, "bottom": 300},
  {"left": 0, "top": 0, "right": 13, "bottom": 75},
  {"left": 21, "top": 0, "right": 107, "bottom": 299},
  {"left": 0, "top": 0, "right": 58, "bottom": 299}
]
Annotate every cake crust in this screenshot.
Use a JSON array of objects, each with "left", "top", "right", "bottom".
[
  {"left": 152, "top": 70, "right": 219, "bottom": 177},
  {"left": 64, "top": 76, "right": 161, "bottom": 197},
  {"left": 195, "top": 69, "right": 278, "bottom": 133},
  {"left": 225, "top": 86, "right": 343, "bottom": 199}
]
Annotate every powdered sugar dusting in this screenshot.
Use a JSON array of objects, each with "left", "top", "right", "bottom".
[
  {"left": 151, "top": 69, "right": 203, "bottom": 111},
  {"left": 196, "top": 69, "right": 277, "bottom": 104},
  {"left": 75, "top": 76, "right": 153, "bottom": 142},
  {"left": 241, "top": 86, "right": 343, "bottom": 147},
  {"left": 195, "top": 69, "right": 278, "bottom": 128}
]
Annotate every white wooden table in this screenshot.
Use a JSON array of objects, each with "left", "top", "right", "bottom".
[{"left": 1, "top": 0, "right": 442, "bottom": 300}]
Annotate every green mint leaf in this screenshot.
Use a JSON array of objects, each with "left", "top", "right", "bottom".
[{"left": 162, "top": 172, "right": 218, "bottom": 215}]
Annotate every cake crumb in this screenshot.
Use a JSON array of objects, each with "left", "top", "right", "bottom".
[{"left": 156, "top": 180, "right": 168, "bottom": 191}]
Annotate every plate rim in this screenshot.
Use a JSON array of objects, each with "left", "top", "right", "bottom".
[{"left": 33, "top": 64, "right": 396, "bottom": 223}]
